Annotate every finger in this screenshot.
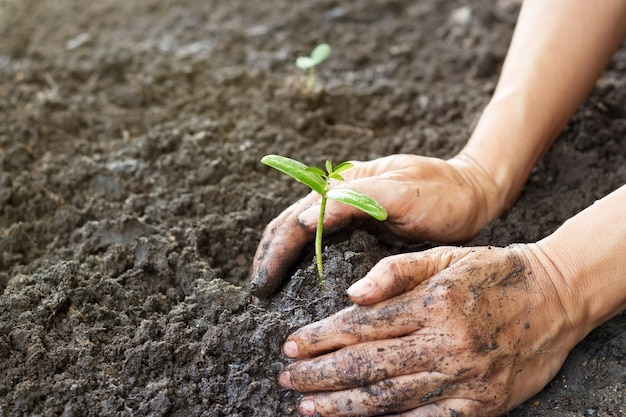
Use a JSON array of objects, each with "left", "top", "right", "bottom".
[
  {"left": 387, "top": 398, "right": 481, "bottom": 417},
  {"left": 295, "top": 372, "right": 457, "bottom": 417},
  {"left": 283, "top": 289, "right": 429, "bottom": 358},
  {"left": 348, "top": 248, "right": 473, "bottom": 305},
  {"left": 249, "top": 193, "right": 319, "bottom": 297},
  {"left": 280, "top": 333, "right": 449, "bottom": 392}
]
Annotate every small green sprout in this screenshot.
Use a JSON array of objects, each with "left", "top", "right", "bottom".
[
  {"left": 295, "top": 43, "right": 332, "bottom": 90},
  {"left": 261, "top": 154, "right": 388, "bottom": 281}
]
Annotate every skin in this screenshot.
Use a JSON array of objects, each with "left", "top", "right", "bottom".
[
  {"left": 250, "top": 0, "right": 626, "bottom": 415},
  {"left": 279, "top": 185, "right": 626, "bottom": 416},
  {"left": 280, "top": 246, "right": 575, "bottom": 416},
  {"left": 249, "top": 154, "right": 499, "bottom": 297},
  {"left": 250, "top": 0, "right": 626, "bottom": 297}
]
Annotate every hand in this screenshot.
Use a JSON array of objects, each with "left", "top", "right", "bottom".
[
  {"left": 278, "top": 245, "right": 585, "bottom": 417},
  {"left": 250, "top": 154, "right": 502, "bottom": 297}
]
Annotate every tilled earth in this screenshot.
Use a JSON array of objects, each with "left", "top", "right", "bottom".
[{"left": 0, "top": 0, "right": 624, "bottom": 416}]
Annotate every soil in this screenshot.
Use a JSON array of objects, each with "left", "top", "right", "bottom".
[{"left": 0, "top": 0, "right": 624, "bottom": 416}]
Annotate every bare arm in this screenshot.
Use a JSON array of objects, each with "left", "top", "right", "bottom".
[
  {"left": 532, "top": 184, "right": 626, "bottom": 335},
  {"left": 279, "top": 187, "right": 626, "bottom": 417},
  {"left": 250, "top": 1, "right": 626, "bottom": 297},
  {"left": 455, "top": 0, "right": 626, "bottom": 216}
]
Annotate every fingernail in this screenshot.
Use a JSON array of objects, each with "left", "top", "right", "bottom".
[
  {"left": 283, "top": 340, "right": 299, "bottom": 357},
  {"left": 298, "top": 206, "right": 319, "bottom": 228},
  {"left": 298, "top": 399, "right": 315, "bottom": 416},
  {"left": 278, "top": 371, "right": 293, "bottom": 389},
  {"left": 347, "top": 277, "right": 375, "bottom": 299}
]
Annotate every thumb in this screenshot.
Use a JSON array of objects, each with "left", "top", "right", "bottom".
[{"left": 347, "top": 247, "right": 471, "bottom": 305}]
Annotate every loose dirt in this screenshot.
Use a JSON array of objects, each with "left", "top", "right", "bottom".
[{"left": 1, "top": 0, "right": 624, "bottom": 416}]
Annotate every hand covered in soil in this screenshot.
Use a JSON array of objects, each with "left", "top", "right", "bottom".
[
  {"left": 278, "top": 244, "right": 587, "bottom": 417},
  {"left": 250, "top": 154, "right": 501, "bottom": 297}
]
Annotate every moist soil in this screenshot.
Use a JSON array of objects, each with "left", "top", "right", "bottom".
[{"left": 1, "top": 0, "right": 624, "bottom": 416}]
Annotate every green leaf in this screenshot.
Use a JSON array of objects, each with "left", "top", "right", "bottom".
[
  {"left": 305, "top": 166, "right": 326, "bottom": 176},
  {"left": 329, "top": 172, "right": 345, "bottom": 181},
  {"left": 261, "top": 155, "right": 326, "bottom": 194},
  {"left": 333, "top": 161, "right": 353, "bottom": 175},
  {"left": 327, "top": 188, "right": 388, "bottom": 221},
  {"left": 295, "top": 44, "right": 332, "bottom": 70},
  {"left": 310, "top": 43, "right": 332, "bottom": 65},
  {"left": 325, "top": 160, "right": 333, "bottom": 174},
  {"left": 295, "top": 56, "right": 316, "bottom": 70}
]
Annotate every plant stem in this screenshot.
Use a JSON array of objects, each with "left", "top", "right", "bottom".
[
  {"left": 315, "top": 194, "right": 327, "bottom": 282},
  {"left": 307, "top": 68, "right": 315, "bottom": 90}
]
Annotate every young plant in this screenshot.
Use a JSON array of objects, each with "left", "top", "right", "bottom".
[
  {"left": 261, "top": 154, "right": 388, "bottom": 281},
  {"left": 295, "top": 43, "right": 332, "bottom": 90}
]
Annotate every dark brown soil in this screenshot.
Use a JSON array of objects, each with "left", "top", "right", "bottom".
[{"left": 0, "top": 0, "right": 624, "bottom": 416}]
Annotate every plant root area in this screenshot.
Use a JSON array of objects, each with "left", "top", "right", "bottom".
[{"left": 1, "top": 0, "right": 624, "bottom": 416}]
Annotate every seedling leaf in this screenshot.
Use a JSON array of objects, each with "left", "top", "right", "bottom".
[
  {"left": 310, "top": 43, "right": 332, "bottom": 65},
  {"left": 327, "top": 188, "right": 388, "bottom": 221},
  {"left": 261, "top": 155, "right": 326, "bottom": 194},
  {"left": 305, "top": 167, "right": 326, "bottom": 176},
  {"left": 329, "top": 172, "right": 345, "bottom": 181},
  {"left": 333, "top": 161, "right": 353, "bottom": 174},
  {"left": 295, "top": 56, "right": 316, "bottom": 70}
]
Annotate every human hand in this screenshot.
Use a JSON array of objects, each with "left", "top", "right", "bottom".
[
  {"left": 278, "top": 245, "right": 585, "bottom": 416},
  {"left": 250, "top": 154, "right": 502, "bottom": 297}
]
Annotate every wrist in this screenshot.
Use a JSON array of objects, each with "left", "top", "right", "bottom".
[
  {"left": 457, "top": 93, "right": 560, "bottom": 216},
  {"left": 534, "top": 186, "right": 626, "bottom": 334},
  {"left": 519, "top": 242, "right": 590, "bottom": 345},
  {"left": 447, "top": 153, "right": 504, "bottom": 228}
]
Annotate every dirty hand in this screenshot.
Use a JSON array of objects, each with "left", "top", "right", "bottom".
[
  {"left": 278, "top": 244, "right": 587, "bottom": 417},
  {"left": 250, "top": 154, "right": 502, "bottom": 297}
]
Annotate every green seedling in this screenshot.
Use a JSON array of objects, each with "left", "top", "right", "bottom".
[
  {"left": 261, "top": 154, "right": 388, "bottom": 281},
  {"left": 295, "top": 43, "right": 332, "bottom": 90}
]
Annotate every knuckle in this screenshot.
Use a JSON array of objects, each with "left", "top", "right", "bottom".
[
  {"left": 362, "top": 379, "right": 414, "bottom": 414},
  {"left": 334, "top": 307, "right": 369, "bottom": 342},
  {"left": 334, "top": 346, "right": 375, "bottom": 385},
  {"left": 387, "top": 257, "right": 412, "bottom": 293},
  {"left": 378, "top": 255, "right": 404, "bottom": 280}
]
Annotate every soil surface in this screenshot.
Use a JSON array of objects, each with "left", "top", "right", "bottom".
[{"left": 1, "top": 0, "right": 625, "bottom": 416}]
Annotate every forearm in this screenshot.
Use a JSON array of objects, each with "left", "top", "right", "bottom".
[
  {"left": 456, "top": 0, "right": 626, "bottom": 217},
  {"left": 533, "top": 185, "right": 626, "bottom": 340}
]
